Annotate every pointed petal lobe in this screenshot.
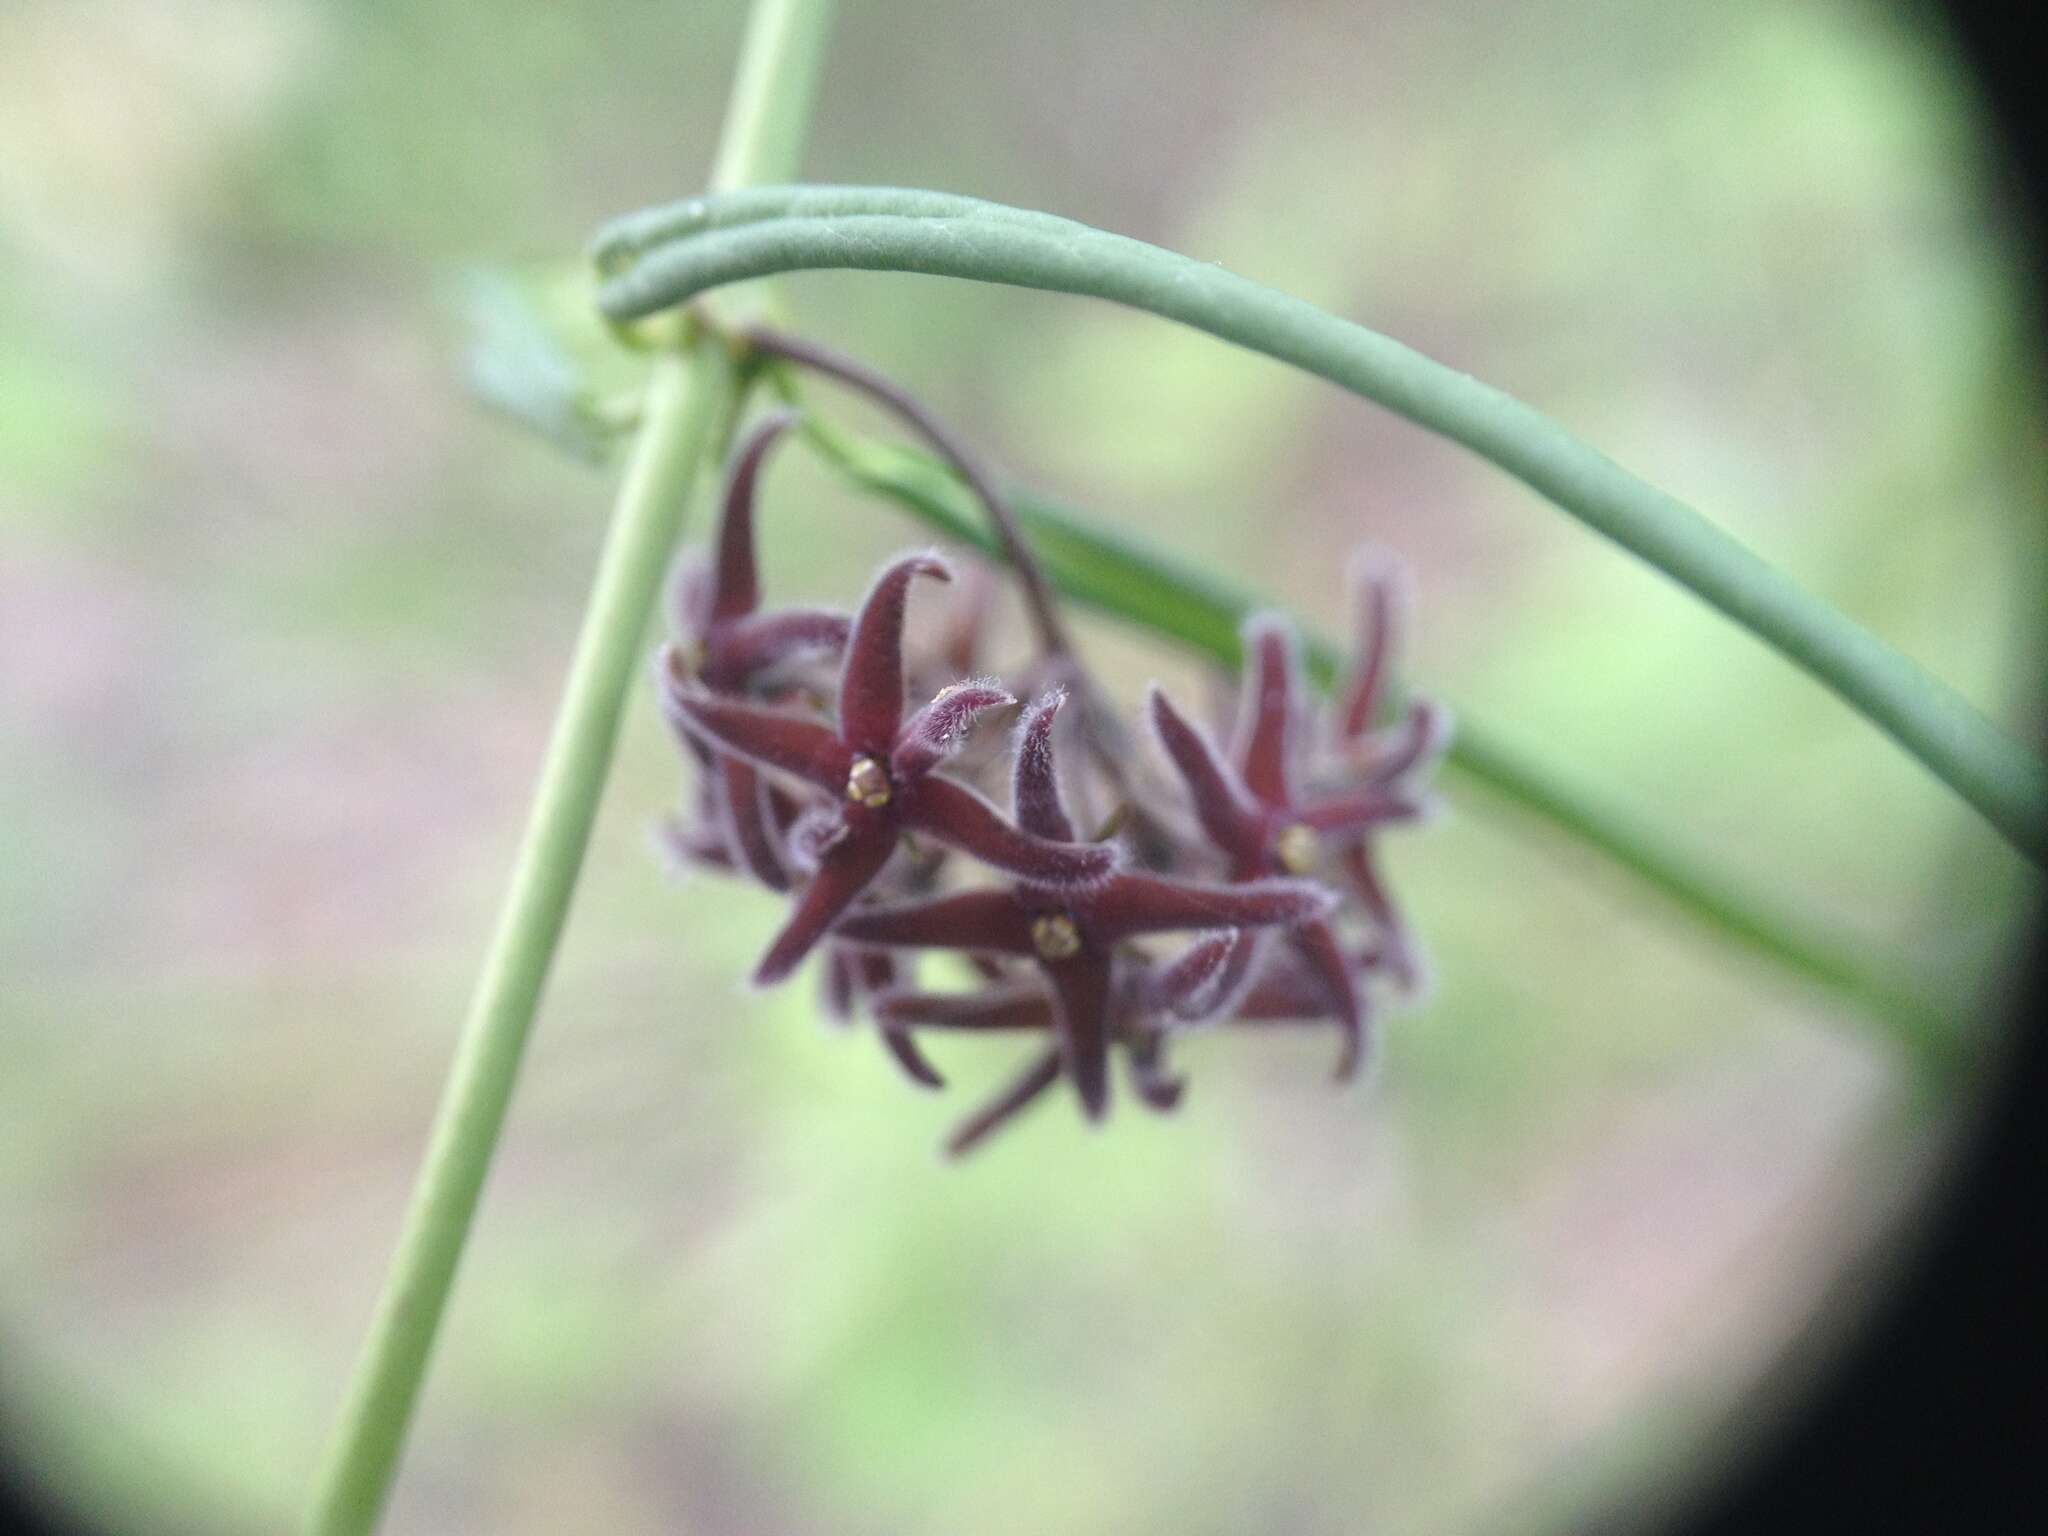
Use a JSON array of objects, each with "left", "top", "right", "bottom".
[
  {"left": 1151, "top": 929, "right": 1263, "bottom": 1021},
  {"left": 1295, "top": 786, "right": 1426, "bottom": 835},
  {"left": 1147, "top": 685, "right": 1262, "bottom": 864},
  {"left": 906, "top": 775, "right": 1115, "bottom": 889},
  {"left": 1086, "top": 871, "right": 1334, "bottom": 945},
  {"left": 752, "top": 826, "right": 898, "bottom": 985},
  {"left": 835, "top": 889, "right": 1039, "bottom": 955},
  {"left": 945, "top": 1047, "right": 1062, "bottom": 1159},
  {"left": 1045, "top": 955, "right": 1115, "bottom": 1120},
  {"left": 875, "top": 984, "right": 1054, "bottom": 1031},
  {"left": 708, "top": 607, "right": 851, "bottom": 687},
  {"left": 878, "top": 1025, "right": 946, "bottom": 1089},
  {"left": 710, "top": 410, "right": 798, "bottom": 622},
  {"left": 1231, "top": 613, "right": 1303, "bottom": 808},
  {"left": 1338, "top": 548, "right": 1409, "bottom": 742},
  {"left": 891, "top": 680, "right": 1015, "bottom": 780},
  {"left": 661, "top": 658, "right": 850, "bottom": 791},
  {"left": 838, "top": 552, "right": 950, "bottom": 754},
  {"left": 718, "top": 756, "right": 790, "bottom": 889},
  {"left": 1010, "top": 688, "right": 1076, "bottom": 843},
  {"left": 1289, "top": 919, "right": 1367, "bottom": 1082}
]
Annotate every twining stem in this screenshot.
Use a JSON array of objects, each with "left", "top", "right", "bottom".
[
  {"left": 744, "top": 326, "right": 1073, "bottom": 658},
  {"left": 745, "top": 337, "right": 1160, "bottom": 841},
  {"left": 304, "top": 4, "right": 835, "bottom": 1532},
  {"left": 590, "top": 187, "right": 2048, "bottom": 868},
  {"left": 794, "top": 423, "right": 1962, "bottom": 1079}
]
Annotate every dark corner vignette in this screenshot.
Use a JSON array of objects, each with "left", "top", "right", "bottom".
[
  {"left": 2, "top": 3, "right": 2043, "bottom": 1535},
  {"left": 1643, "top": 2, "right": 2048, "bottom": 1531}
]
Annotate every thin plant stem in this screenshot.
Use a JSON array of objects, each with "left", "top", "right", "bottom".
[
  {"left": 591, "top": 187, "right": 2048, "bottom": 866},
  {"left": 743, "top": 325, "right": 1074, "bottom": 657},
  {"left": 793, "top": 421, "right": 1963, "bottom": 1078},
  {"left": 303, "top": 4, "right": 835, "bottom": 1531}
]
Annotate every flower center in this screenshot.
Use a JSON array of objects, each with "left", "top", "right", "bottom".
[
  {"left": 1274, "top": 822, "right": 1319, "bottom": 874},
  {"left": 1030, "top": 911, "right": 1082, "bottom": 961},
  {"left": 845, "top": 756, "right": 892, "bottom": 808}
]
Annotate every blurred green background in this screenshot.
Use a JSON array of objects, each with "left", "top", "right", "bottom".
[{"left": 2, "top": 1, "right": 2042, "bottom": 1532}]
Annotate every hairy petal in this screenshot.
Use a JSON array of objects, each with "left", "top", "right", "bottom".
[
  {"left": 1046, "top": 955, "right": 1115, "bottom": 1120},
  {"left": 892, "top": 680, "right": 1015, "bottom": 780},
  {"left": 1087, "top": 871, "right": 1334, "bottom": 945},
  {"left": 1288, "top": 919, "right": 1367, "bottom": 1082},
  {"left": 906, "top": 775, "right": 1116, "bottom": 888},
  {"left": 708, "top": 607, "right": 852, "bottom": 687},
  {"left": 1338, "top": 547, "right": 1409, "bottom": 742},
  {"left": 783, "top": 803, "right": 850, "bottom": 876},
  {"left": 1295, "top": 786, "right": 1426, "bottom": 835},
  {"left": 1360, "top": 697, "right": 1453, "bottom": 786},
  {"left": 1128, "top": 1030, "right": 1186, "bottom": 1112},
  {"left": 835, "top": 888, "right": 1039, "bottom": 955},
  {"left": 945, "top": 1047, "right": 1062, "bottom": 1159},
  {"left": 718, "top": 757, "right": 791, "bottom": 890},
  {"left": 661, "top": 661, "right": 850, "bottom": 791},
  {"left": 839, "top": 552, "right": 950, "bottom": 755},
  {"left": 1151, "top": 929, "right": 1263, "bottom": 1021},
  {"left": 1231, "top": 613, "right": 1303, "bottom": 809},
  {"left": 710, "top": 410, "right": 798, "bottom": 623},
  {"left": 752, "top": 826, "right": 898, "bottom": 985},
  {"left": 878, "top": 1025, "right": 946, "bottom": 1089},
  {"left": 1010, "top": 687, "right": 1076, "bottom": 843},
  {"left": 874, "top": 984, "right": 1053, "bottom": 1031},
  {"left": 1342, "top": 843, "right": 1421, "bottom": 993},
  {"left": 1147, "top": 685, "right": 1262, "bottom": 864}
]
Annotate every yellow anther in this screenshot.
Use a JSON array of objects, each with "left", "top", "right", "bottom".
[
  {"left": 845, "top": 756, "right": 892, "bottom": 808},
  {"left": 1274, "top": 822, "right": 1319, "bottom": 874},
  {"left": 1030, "top": 912, "right": 1083, "bottom": 961}
]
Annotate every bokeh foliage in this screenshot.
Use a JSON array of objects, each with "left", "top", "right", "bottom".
[{"left": 1, "top": 1, "right": 2040, "bottom": 1533}]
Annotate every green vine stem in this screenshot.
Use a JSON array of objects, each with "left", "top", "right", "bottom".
[
  {"left": 303, "top": 4, "right": 835, "bottom": 1532},
  {"left": 788, "top": 417, "right": 1961, "bottom": 1079},
  {"left": 590, "top": 186, "right": 2048, "bottom": 868}
]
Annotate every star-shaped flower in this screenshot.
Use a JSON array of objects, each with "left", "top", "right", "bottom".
[
  {"left": 872, "top": 927, "right": 1259, "bottom": 1155},
  {"left": 661, "top": 557, "right": 1118, "bottom": 985},
  {"left": 834, "top": 690, "right": 1335, "bottom": 1119},
  {"left": 1147, "top": 610, "right": 1430, "bottom": 1079}
]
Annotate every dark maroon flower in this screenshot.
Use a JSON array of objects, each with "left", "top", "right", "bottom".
[
  {"left": 1147, "top": 611, "right": 1430, "bottom": 1080},
  {"left": 1324, "top": 551, "right": 1451, "bottom": 991},
  {"left": 871, "top": 926, "right": 1261, "bottom": 1155},
  {"left": 665, "top": 412, "right": 853, "bottom": 889},
  {"left": 836, "top": 690, "right": 1334, "bottom": 1119},
  {"left": 868, "top": 974, "right": 1171, "bottom": 1155},
  {"left": 645, "top": 340, "right": 1450, "bottom": 1158},
  {"left": 662, "top": 559, "right": 1117, "bottom": 985}
]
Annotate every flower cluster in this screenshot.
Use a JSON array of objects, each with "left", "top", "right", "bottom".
[{"left": 658, "top": 411, "right": 1449, "bottom": 1156}]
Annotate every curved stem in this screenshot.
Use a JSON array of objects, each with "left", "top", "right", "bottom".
[
  {"left": 795, "top": 423, "right": 1963, "bottom": 1078},
  {"left": 592, "top": 187, "right": 2048, "bottom": 867},
  {"left": 303, "top": 5, "right": 835, "bottom": 1532},
  {"left": 743, "top": 325, "right": 1073, "bottom": 658}
]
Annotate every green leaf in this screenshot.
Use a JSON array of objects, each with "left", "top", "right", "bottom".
[{"left": 457, "top": 264, "right": 646, "bottom": 465}]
